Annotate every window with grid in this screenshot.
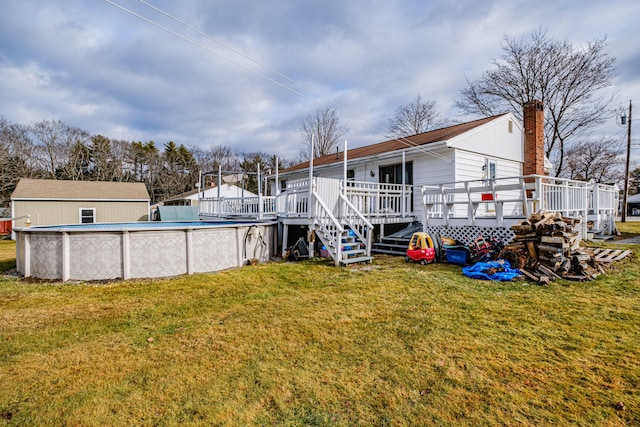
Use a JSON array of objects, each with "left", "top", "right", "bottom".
[{"left": 79, "top": 208, "right": 95, "bottom": 224}]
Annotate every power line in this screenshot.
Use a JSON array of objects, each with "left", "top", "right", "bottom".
[
  {"left": 132, "top": 0, "right": 456, "bottom": 164},
  {"left": 102, "top": 0, "right": 463, "bottom": 163},
  {"left": 102, "top": 0, "right": 309, "bottom": 99}
]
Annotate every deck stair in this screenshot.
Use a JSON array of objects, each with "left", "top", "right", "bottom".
[
  {"left": 309, "top": 188, "right": 373, "bottom": 266},
  {"left": 339, "top": 230, "right": 373, "bottom": 265},
  {"left": 313, "top": 225, "right": 373, "bottom": 265},
  {"left": 371, "top": 224, "right": 422, "bottom": 256}
]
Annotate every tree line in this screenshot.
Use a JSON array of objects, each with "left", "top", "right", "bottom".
[{"left": 0, "top": 116, "right": 288, "bottom": 206}]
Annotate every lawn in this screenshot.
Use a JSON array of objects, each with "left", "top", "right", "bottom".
[
  {"left": 0, "top": 235, "right": 638, "bottom": 426},
  {"left": 615, "top": 221, "right": 640, "bottom": 240}
]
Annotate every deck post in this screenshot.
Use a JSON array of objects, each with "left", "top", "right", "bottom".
[
  {"left": 275, "top": 157, "right": 280, "bottom": 196},
  {"left": 519, "top": 177, "right": 530, "bottom": 217},
  {"left": 257, "top": 163, "right": 263, "bottom": 220},
  {"left": 490, "top": 180, "right": 504, "bottom": 226},
  {"left": 534, "top": 176, "right": 542, "bottom": 212},
  {"left": 440, "top": 184, "right": 450, "bottom": 226},
  {"left": 343, "top": 140, "right": 347, "bottom": 196},
  {"left": 217, "top": 165, "right": 221, "bottom": 199},
  {"left": 402, "top": 151, "right": 406, "bottom": 218},
  {"left": 464, "top": 182, "right": 474, "bottom": 225},
  {"left": 591, "top": 181, "right": 600, "bottom": 231},
  {"left": 309, "top": 135, "right": 314, "bottom": 219},
  {"left": 281, "top": 225, "right": 289, "bottom": 258}
]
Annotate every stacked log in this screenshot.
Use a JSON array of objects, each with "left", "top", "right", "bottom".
[{"left": 499, "top": 211, "right": 616, "bottom": 284}]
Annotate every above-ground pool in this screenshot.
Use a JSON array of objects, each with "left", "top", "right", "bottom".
[{"left": 15, "top": 220, "right": 277, "bottom": 281}]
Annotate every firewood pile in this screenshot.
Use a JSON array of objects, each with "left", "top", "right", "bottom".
[{"left": 498, "top": 211, "right": 632, "bottom": 285}]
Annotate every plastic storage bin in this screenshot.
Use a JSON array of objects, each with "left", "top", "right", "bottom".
[{"left": 444, "top": 247, "right": 469, "bottom": 265}]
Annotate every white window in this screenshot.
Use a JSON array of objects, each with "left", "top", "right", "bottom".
[
  {"left": 486, "top": 159, "right": 497, "bottom": 180},
  {"left": 346, "top": 169, "right": 355, "bottom": 180},
  {"left": 79, "top": 208, "right": 95, "bottom": 224},
  {"left": 483, "top": 159, "right": 497, "bottom": 212}
]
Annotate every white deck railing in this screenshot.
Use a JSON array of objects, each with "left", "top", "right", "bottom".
[
  {"left": 197, "top": 175, "right": 618, "bottom": 236},
  {"left": 276, "top": 178, "right": 312, "bottom": 217},
  {"left": 344, "top": 180, "right": 413, "bottom": 220},
  {"left": 199, "top": 195, "right": 276, "bottom": 219},
  {"left": 421, "top": 175, "right": 618, "bottom": 236}
]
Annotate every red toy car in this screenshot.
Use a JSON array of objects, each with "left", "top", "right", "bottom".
[{"left": 405, "top": 232, "right": 437, "bottom": 265}]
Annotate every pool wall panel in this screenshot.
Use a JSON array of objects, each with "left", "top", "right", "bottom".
[
  {"left": 129, "top": 231, "right": 188, "bottom": 278},
  {"left": 193, "top": 228, "right": 238, "bottom": 272},
  {"left": 30, "top": 234, "right": 62, "bottom": 280},
  {"left": 69, "top": 233, "right": 123, "bottom": 280}
]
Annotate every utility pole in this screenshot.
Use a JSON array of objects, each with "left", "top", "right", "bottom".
[{"left": 622, "top": 100, "right": 632, "bottom": 222}]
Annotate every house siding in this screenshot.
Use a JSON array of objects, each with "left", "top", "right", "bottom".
[
  {"left": 448, "top": 114, "right": 523, "bottom": 163},
  {"left": 453, "top": 150, "right": 524, "bottom": 217},
  {"left": 12, "top": 200, "right": 149, "bottom": 227}
]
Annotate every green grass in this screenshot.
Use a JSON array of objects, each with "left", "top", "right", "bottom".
[
  {"left": 0, "top": 239, "right": 638, "bottom": 426},
  {"left": 616, "top": 221, "right": 640, "bottom": 239},
  {"left": 0, "top": 241, "right": 15, "bottom": 272}
]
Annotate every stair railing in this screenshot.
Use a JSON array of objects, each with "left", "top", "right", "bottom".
[
  {"left": 312, "top": 190, "right": 344, "bottom": 266},
  {"left": 339, "top": 193, "right": 373, "bottom": 257}
]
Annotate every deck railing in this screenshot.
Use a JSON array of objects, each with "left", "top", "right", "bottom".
[
  {"left": 344, "top": 180, "right": 413, "bottom": 219},
  {"left": 276, "top": 178, "right": 312, "bottom": 217},
  {"left": 421, "top": 175, "right": 618, "bottom": 236},
  {"left": 199, "top": 195, "right": 276, "bottom": 219},
  {"left": 275, "top": 178, "right": 415, "bottom": 221},
  {"left": 197, "top": 175, "right": 617, "bottom": 236}
]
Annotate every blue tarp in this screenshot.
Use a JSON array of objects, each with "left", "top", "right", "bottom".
[{"left": 462, "top": 260, "right": 521, "bottom": 281}]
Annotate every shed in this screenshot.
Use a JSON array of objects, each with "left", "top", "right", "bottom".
[
  {"left": 627, "top": 193, "right": 640, "bottom": 216},
  {"left": 11, "top": 179, "right": 150, "bottom": 227}
]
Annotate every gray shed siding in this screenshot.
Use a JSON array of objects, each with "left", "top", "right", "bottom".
[{"left": 12, "top": 200, "right": 149, "bottom": 227}]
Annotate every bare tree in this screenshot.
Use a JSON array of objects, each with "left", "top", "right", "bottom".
[
  {"left": 0, "top": 116, "right": 36, "bottom": 206},
  {"left": 562, "top": 137, "right": 623, "bottom": 183},
  {"left": 388, "top": 95, "right": 450, "bottom": 137},
  {"left": 300, "top": 107, "right": 349, "bottom": 160},
  {"left": 456, "top": 29, "right": 617, "bottom": 176},
  {"left": 629, "top": 167, "right": 640, "bottom": 195},
  {"left": 31, "top": 119, "right": 73, "bottom": 179},
  {"left": 89, "top": 135, "right": 120, "bottom": 181},
  {"left": 60, "top": 138, "right": 91, "bottom": 181}
]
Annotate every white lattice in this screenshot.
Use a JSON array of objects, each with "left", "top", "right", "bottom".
[{"left": 424, "top": 225, "right": 515, "bottom": 246}]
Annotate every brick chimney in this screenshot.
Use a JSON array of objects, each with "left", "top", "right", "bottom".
[{"left": 523, "top": 100, "right": 546, "bottom": 176}]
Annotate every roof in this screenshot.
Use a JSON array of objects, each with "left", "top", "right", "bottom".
[
  {"left": 162, "top": 184, "right": 257, "bottom": 203},
  {"left": 280, "top": 114, "right": 508, "bottom": 173},
  {"left": 627, "top": 193, "right": 640, "bottom": 203},
  {"left": 11, "top": 179, "right": 150, "bottom": 201}
]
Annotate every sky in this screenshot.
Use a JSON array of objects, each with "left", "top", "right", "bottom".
[{"left": 1, "top": 0, "right": 639, "bottom": 163}]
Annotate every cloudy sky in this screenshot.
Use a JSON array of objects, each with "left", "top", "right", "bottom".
[{"left": 1, "top": 0, "right": 639, "bottom": 162}]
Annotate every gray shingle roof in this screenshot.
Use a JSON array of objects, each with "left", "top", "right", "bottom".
[
  {"left": 280, "top": 114, "right": 507, "bottom": 173},
  {"left": 11, "top": 179, "right": 150, "bottom": 201}
]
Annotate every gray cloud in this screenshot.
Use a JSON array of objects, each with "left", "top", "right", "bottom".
[{"left": 0, "top": 0, "right": 638, "bottom": 161}]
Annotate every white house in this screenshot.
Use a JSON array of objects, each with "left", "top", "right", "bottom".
[
  {"left": 275, "top": 104, "right": 537, "bottom": 233},
  {"left": 199, "top": 101, "right": 617, "bottom": 265},
  {"left": 163, "top": 184, "right": 257, "bottom": 207}
]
